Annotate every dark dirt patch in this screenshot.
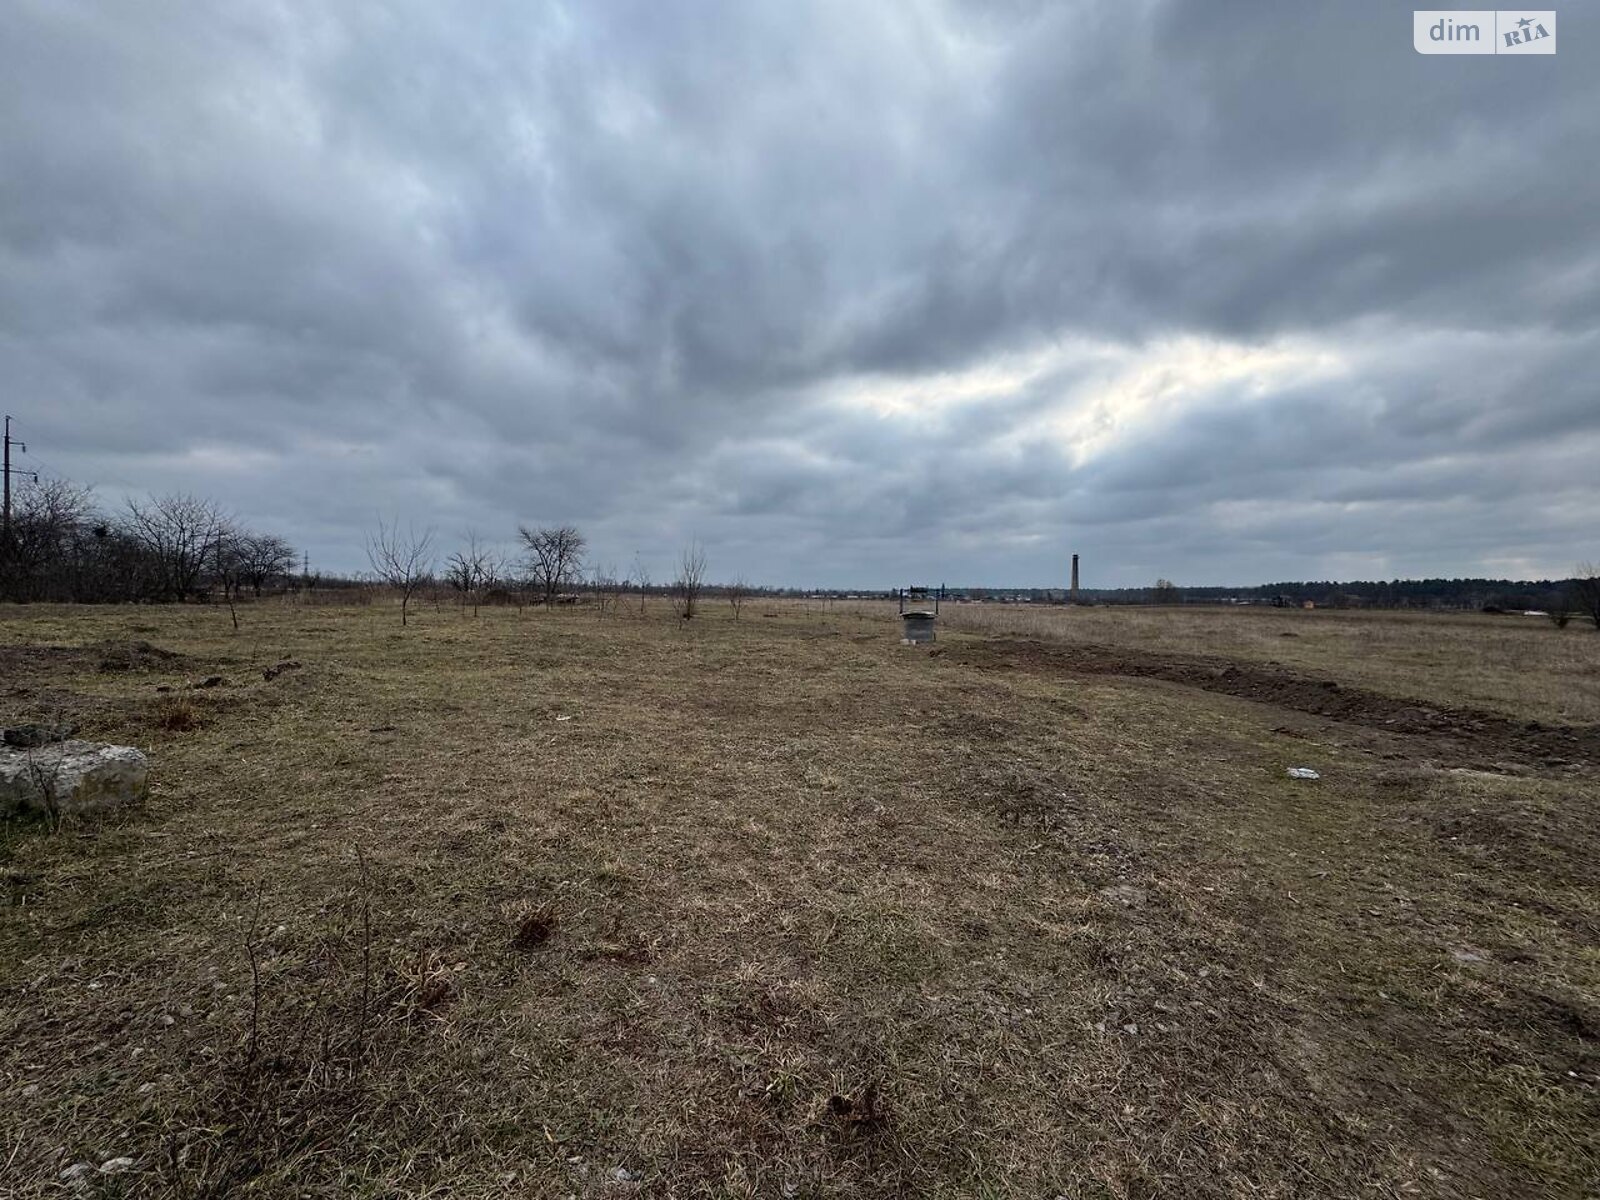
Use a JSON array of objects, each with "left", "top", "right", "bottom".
[
  {"left": 949, "top": 638, "right": 1600, "bottom": 771},
  {"left": 0, "top": 639, "right": 187, "bottom": 678},
  {"left": 0, "top": 644, "right": 88, "bottom": 679},
  {"left": 934, "top": 712, "right": 1017, "bottom": 742},
  {"left": 511, "top": 904, "right": 558, "bottom": 949}
]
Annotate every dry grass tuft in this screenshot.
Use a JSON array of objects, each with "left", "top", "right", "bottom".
[{"left": 149, "top": 694, "right": 204, "bottom": 732}]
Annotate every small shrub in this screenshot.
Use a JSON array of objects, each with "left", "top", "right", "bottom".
[{"left": 152, "top": 695, "right": 204, "bottom": 732}]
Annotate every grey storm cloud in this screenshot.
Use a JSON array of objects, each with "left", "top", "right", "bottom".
[{"left": 1, "top": 0, "right": 1596, "bottom": 587}]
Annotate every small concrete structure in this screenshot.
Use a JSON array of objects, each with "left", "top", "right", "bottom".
[
  {"left": 896, "top": 583, "right": 942, "bottom": 644},
  {"left": 0, "top": 739, "right": 149, "bottom": 818}
]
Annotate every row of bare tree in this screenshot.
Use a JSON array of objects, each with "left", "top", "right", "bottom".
[
  {"left": 365, "top": 521, "right": 735, "bottom": 626},
  {"left": 0, "top": 480, "right": 297, "bottom": 605}
]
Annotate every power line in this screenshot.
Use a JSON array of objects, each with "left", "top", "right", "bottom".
[
  {"left": 16, "top": 446, "right": 73, "bottom": 483},
  {"left": 3, "top": 414, "right": 40, "bottom": 546}
]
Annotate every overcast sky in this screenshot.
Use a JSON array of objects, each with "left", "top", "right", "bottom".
[{"left": 2, "top": 2, "right": 1595, "bottom": 588}]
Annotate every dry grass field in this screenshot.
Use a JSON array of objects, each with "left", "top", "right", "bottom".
[
  {"left": 883, "top": 603, "right": 1600, "bottom": 727},
  {"left": 1, "top": 599, "right": 1597, "bottom": 1198}
]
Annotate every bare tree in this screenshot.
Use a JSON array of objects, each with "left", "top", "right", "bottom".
[
  {"left": 212, "top": 531, "right": 246, "bottom": 629},
  {"left": 3, "top": 478, "right": 82, "bottom": 601},
  {"left": 480, "top": 549, "right": 505, "bottom": 593},
  {"left": 1573, "top": 563, "right": 1600, "bottom": 631},
  {"left": 590, "top": 562, "right": 620, "bottom": 616},
  {"left": 445, "top": 530, "right": 491, "bottom": 616},
  {"left": 2, "top": 478, "right": 97, "bottom": 601},
  {"left": 366, "top": 518, "right": 436, "bottom": 626},
  {"left": 478, "top": 548, "right": 510, "bottom": 609},
  {"left": 237, "top": 534, "right": 297, "bottom": 597},
  {"left": 675, "top": 540, "right": 707, "bottom": 619},
  {"left": 443, "top": 554, "right": 474, "bottom": 605},
  {"left": 123, "top": 493, "right": 233, "bottom": 602},
  {"left": 1547, "top": 589, "right": 1575, "bottom": 629},
  {"left": 214, "top": 530, "right": 247, "bottom": 600},
  {"left": 726, "top": 575, "right": 749, "bottom": 621},
  {"left": 518, "top": 525, "right": 586, "bottom": 606},
  {"left": 633, "top": 553, "right": 651, "bottom": 616}
]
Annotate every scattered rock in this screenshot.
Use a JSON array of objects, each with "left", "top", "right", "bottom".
[
  {"left": 60, "top": 1163, "right": 94, "bottom": 1181},
  {"left": 263, "top": 660, "right": 301, "bottom": 682},
  {"left": 0, "top": 740, "right": 150, "bottom": 818},
  {"left": 99, "top": 1156, "right": 136, "bottom": 1174},
  {"left": 1286, "top": 767, "right": 1321, "bottom": 780},
  {"left": 2, "top": 722, "right": 78, "bottom": 748},
  {"left": 192, "top": 675, "right": 224, "bottom": 689},
  {"left": 610, "top": 1166, "right": 641, "bottom": 1183}
]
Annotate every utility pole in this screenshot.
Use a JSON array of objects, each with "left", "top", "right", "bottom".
[{"left": 2, "top": 415, "right": 38, "bottom": 547}]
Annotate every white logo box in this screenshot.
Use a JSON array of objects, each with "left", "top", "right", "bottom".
[{"left": 1414, "top": 10, "right": 1556, "bottom": 54}]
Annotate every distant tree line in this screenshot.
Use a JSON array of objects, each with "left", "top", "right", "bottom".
[
  {"left": 7, "top": 472, "right": 1596, "bottom": 630},
  {"left": 955, "top": 576, "right": 1600, "bottom": 619},
  {"left": 0, "top": 478, "right": 297, "bottom": 604},
  {"left": 0, "top": 474, "right": 740, "bottom": 626}
]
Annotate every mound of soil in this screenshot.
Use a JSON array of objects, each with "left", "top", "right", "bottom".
[
  {"left": 93, "top": 639, "right": 185, "bottom": 672},
  {"left": 0, "top": 639, "right": 186, "bottom": 679},
  {"left": 950, "top": 638, "right": 1600, "bottom": 770}
]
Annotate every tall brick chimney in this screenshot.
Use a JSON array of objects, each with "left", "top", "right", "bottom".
[{"left": 1070, "top": 553, "right": 1080, "bottom": 601}]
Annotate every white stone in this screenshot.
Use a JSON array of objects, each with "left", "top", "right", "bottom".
[{"left": 0, "top": 740, "right": 149, "bottom": 817}]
